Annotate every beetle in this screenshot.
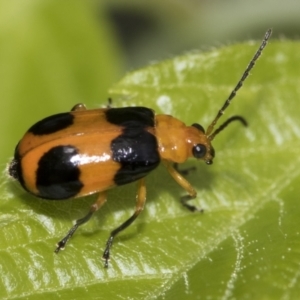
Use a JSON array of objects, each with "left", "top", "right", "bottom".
[{"left": 8, "top": 29, "right": 271, "bottom": 268}]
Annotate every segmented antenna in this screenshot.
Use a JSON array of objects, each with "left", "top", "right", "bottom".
[{"left": 206, "top": 29, "right": 272, "bottom": 139}]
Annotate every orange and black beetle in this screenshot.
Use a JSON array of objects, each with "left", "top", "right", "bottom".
[{"left": 8, "top": 29, "right": 271, "bottom": 267}]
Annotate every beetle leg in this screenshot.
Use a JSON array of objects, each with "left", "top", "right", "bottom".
[
  {"left": 163, "top": 160, "right": 203, "bottom": 213},
  {"left": 71, "top": 103, "right": 87, "bottom": 111},
  {"left": 55, "top": 191, "right": 107, "bottom": 253},
  {"left": 173, "top": 162, "right": 196, "bottom": 176},
  {"left": 106, "top": 98, "right": 113, "bottom": 108},
  {"left": 102, "top": 178, "right": 146, "bottom": 268}
]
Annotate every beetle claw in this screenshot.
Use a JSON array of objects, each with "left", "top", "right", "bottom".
[
  {"left": 102, "top": 254, "right": 110, "bottom": 268},
  {"left": 55, "top": 241, "right": 66, "bottom": 253}
]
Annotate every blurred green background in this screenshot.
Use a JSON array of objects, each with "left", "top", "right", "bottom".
[{"left": 1, "top": 0, "right": 299, "bottom": 167}]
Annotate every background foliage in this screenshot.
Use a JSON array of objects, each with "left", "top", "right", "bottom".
[{"left": 0, "top": 0, "right": 300, "bottom": 299}]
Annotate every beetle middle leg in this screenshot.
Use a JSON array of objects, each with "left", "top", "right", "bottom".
[
  {"left": 106, "top": 97, "right": 113, "bottom": 108},
  {"left": 102, "top": 178, "right": 146, "bottom": 268},
  {"left": 163, "top": 160, "right": 203, "bottom": 212},
  {"left": 55, "top": 191, "right": 107, "bottom": 253},
  {"left": 173, "top": 162, "right": 196, "bottom": 176}
]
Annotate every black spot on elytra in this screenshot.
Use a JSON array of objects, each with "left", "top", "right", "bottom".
[
  {"left": 36, "top": 145, "right": 83, "bottom": 199},
  {"left": 28, "top": 113, "right": 74, "bottom": 135},
  {"left": 106, "top": 107, "right": 155, "bottom": 127},
  {"left": 111, "top": 128, "right": 160, "bottom": 185},
  {"left": 107, "top": 107, "right": 159, "bottom": 185}
]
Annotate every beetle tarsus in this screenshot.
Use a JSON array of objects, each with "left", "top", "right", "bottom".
[
  {"left": 54, "top": 224, "right": 79, "bottom": 253},
  {"left": 102, "top": 236, "right": 114, "bottom": 268},
  {"left": 181, "top": 195, "right": 204, "bottom": 213},
  {"left": 54, "top": 210, "right": 94, "bottom": 254},
  {"left": 55, "top": 240, "right": 66, "bottom": 253}
]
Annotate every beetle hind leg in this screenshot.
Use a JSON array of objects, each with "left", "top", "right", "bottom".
[
  {"left": 55, "top": 191, "right": 107, "bottom": 253},
  {"left": 71, "top": 103, "right": 87, "bottom": 111},
  {"left": 163, "top": 160, "right": 203, "bottom": 212},
  {"left": 102, "top": 178, "right": 146, "bottom": 268}
]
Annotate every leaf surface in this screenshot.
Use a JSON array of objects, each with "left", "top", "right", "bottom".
[{"left": 2, "top": 37, "right": 300, "bottom": 299}]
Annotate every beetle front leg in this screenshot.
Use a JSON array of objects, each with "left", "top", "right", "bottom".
[
  {"left": 55, "top": 191, "right": 107, "bottom": 253},
  {"left": 102, "top": 178, "right": 146, "bottom": 268},
  {"left": 163, "top": 160, "right": 203, "bottom": 212}
]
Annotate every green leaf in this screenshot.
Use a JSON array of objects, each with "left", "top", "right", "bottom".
[{"left": 2, "top": 36, "right": 300, "bottom": 299}]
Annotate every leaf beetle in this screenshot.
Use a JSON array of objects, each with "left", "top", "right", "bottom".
[{"left": 8, "top": 29, "right": 272, "bottom": 267}]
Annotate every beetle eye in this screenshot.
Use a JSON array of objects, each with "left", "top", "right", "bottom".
[{"left": 192, "top": 144, "right": 207, "bottom": 159}]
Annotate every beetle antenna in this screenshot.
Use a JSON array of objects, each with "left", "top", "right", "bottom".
[
  {"left": 206, "top": 28, "right": 272, "bottom": 138},
  {"left": 209, "top": 115, "right": 247, "bottom": 141}
]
